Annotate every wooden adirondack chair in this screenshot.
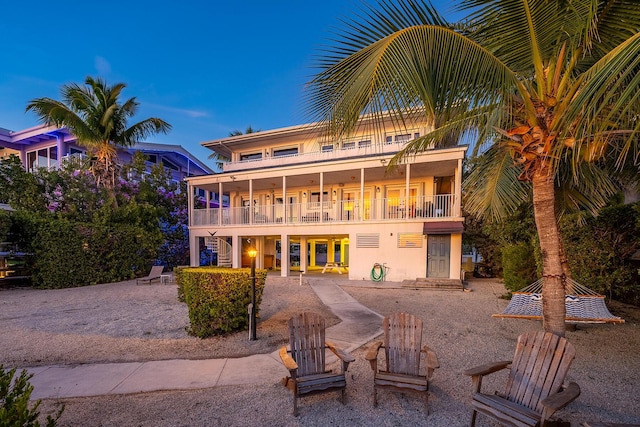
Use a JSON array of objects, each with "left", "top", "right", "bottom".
[
  {"left": 463, "top": 331, "right": 581, "bottom": 427},
  {"left": 365, "top": 312, "right": 439, "bottom": 411},
  {"left": 279, "top": 312, "right": 355, "bottom": 416}
]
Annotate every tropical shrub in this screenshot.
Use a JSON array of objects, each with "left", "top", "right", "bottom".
[
  {"left": 561, "top": 203, "right": 640, "bottom": 305},
  {"left": 501, "top": 242, "right": 537, "bottom": 293},
  {"left": 176, "top": 267, "right": 267, "bottom": 338},
  {"left": 0, "top": 364, "right": 63, "bottom": 426}
]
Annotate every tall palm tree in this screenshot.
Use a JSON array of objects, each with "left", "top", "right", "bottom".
[
  {"left": 305, "top": 0, "right": 640, "bottom": 336},
  {"left": 26, "top": 76, "right": 171, "bottom": 190}
]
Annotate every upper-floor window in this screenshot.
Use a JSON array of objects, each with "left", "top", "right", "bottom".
[
  {"left": 273, "top": 147, "right": 298, "bottom": 157},
  {"left": 147, "top": 154, "right": 157, "bottom": 163},
  {"left": 358, "top": 139, "right": 372, "bottom": 148},
  {"left": 26, "top": 146, "right": 58, "bottom": 172},
  {"left": 342, "top": 142, "right": 355, "bottom": 150},
  {"left": 385, "top": 130, "right": 420, "bottom": 144},
  {"left": 240, "top": 152, "right": 262, "bottom": 161},
  {"left": 321, "top": 145, "right": 334, "bottom": 152}
]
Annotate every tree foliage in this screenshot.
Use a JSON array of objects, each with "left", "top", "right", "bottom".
[{"left": 304, "top": 0, "right": 640, "bottom": 335}]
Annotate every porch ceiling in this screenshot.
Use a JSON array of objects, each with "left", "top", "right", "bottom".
[{"left": 196, "top": 159, "right": 458, "bottom": 193}]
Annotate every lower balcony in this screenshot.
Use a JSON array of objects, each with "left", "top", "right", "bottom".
[{"left": 191, "top": 194, "right": 457, "bottom": 226}]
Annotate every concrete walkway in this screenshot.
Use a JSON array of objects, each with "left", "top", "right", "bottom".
[{"left": 27, "top": 278, "right": 390, "bottom": 400}]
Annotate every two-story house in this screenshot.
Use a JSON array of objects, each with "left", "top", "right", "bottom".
[
  {"left": 0, "top": 124, "right": 213, "bottom": 180},
  {"left": 186, "top": 115, "right": 467, "bottom": 283}
]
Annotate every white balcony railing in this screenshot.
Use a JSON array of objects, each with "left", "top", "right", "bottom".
[{"left": 191, "top": 194, "right": 456, "bottom": 226}]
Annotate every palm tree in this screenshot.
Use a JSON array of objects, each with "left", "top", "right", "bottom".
[
  {"left": 305, "top": 0, "right": 640, "bottom": 336},
  {"left": 26, "top": 76, "right": 171, "bottom": 190}
]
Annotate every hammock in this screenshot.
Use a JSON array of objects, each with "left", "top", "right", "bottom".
[{"left": 493, "top": 278, "right": 625, "bottom": 324}]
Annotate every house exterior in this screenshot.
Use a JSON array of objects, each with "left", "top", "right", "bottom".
[
  {"left": 186, "top": 115, "right": 467, "bottom": 283},
  {"left": 0, "top": 124, "right": 213, "bottom": 180}
]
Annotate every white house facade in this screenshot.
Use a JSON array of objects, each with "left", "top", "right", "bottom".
[{"left": 186, "top": 116, "right": 467, "bottom": 283}]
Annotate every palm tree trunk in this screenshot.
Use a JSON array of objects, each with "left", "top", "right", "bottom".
[{"left": 531, "top": 168, "right": 566, "bottom": 337}]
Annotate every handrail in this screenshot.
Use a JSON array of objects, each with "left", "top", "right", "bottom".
[{"left": 191, "top": 194, "right": 456, "bottom": 226}]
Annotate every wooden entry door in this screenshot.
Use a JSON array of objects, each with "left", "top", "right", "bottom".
[{"left": 427, "top": 235, "right": 450, "bottom": 278}]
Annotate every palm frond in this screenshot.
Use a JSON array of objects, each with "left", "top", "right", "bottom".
[
  {"left": 463, "top": 145, "right": 529, "bottom": 220},
  {"left": 306, "top": 24, "right": 517, "bottom": 140}
]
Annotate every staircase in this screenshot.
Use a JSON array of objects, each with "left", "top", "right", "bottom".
[
  {"left": 205, "top": 236, "right": 232, "bottom": 267},
  {"left": 401, "top": 277, "right": 464, "bottom": 291}
]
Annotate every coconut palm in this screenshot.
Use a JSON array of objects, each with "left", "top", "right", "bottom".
[
  {"left": 305, "top": 0, "right": 640, "bottom": 336},
  {"left": 26, "top": 76, "right": 171, "bottom": 190}
]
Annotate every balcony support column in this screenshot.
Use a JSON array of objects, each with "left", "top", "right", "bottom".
[
  {"left": 405, "top": 163, "right": 411, "bottom": 219},
  {"left": 280, "top": 234, "right": 290, "bottom": 277},
  {"left": 189, "top": 234, "right": 199, "bottom": 267},
  {"left": 232, "top": 235, "right": 242, "bottom": 268},
  {"left": 218, "top": 182, "right": 223, "bottom": 225},
  {"left": 249, "top": 179, "right": 254, "bottom": 224},
  {"left": 455, "top": 158, "right": 463, "bottom": 217},
  {"left": 360, "top": 168, "right": 365, "bottom": 221},
  {"left": 187, "top": 182, "right": 194, "bottom": 227},
  {"left": 282, "top": 176, "right": 287, "bottom": 224},
  {"left": 320, "top": 172, "right": 324, "bottom": 222},
  {"left": 300, "top": 236, "right": 308, "bottom": 273}
]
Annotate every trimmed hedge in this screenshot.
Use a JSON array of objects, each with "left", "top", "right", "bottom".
[{"left": 175, "top": 267, "right": 267, "bottom": 338}]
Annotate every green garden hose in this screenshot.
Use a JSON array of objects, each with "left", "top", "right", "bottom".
[{"left": 371, "top": 263, "right": 385, "bottom": 282}]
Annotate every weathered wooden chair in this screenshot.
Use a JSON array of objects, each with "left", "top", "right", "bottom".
[
  {"left": 278, "top": 312, "right": 355, "bottom": 416},
  {"left": 463, "top": 331, "right": 581, "bottom": 427},
  {"left": 365, "top": 312, "right": 439, "bottom": 411}
]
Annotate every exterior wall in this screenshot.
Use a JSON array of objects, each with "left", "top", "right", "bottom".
[
  {"left": 0, "top": 124, "right": 212, "bottom": 178},
  {"left": 189, "top": 117, "right": 466, "bottom": 282}
]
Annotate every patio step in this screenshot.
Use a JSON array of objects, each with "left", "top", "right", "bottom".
[{"left": 401, "top": 277, "right": 464, "bottom": 291}]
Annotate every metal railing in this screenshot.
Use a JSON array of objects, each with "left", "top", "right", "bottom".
[{"left": 191, "top": 194, "right": 456, "bottom": 226}]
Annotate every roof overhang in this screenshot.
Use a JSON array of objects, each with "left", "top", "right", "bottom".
[{"left": 423, "top": 221, "right": 464, "bottom": 235}]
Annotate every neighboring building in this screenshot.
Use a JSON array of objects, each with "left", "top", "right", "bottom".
[
  {"left": 0, "top": 124, "right": 213, "bottom": 180},
  {"left": 186, "top": 115, "right": 467, "bottom": 283}
]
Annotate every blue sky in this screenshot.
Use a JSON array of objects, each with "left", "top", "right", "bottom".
[{"left": 1, "top": 0, "right": 458, "bottom": 167}]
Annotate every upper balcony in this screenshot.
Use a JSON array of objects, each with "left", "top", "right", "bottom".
[{"left": 191, "top": 193, "right": 457, "bottom": 227}]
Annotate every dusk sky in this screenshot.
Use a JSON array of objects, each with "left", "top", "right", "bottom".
[{"left": 1, "top": 0, "right": 459, "bottom": 167}]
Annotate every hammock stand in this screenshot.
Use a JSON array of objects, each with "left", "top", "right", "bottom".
[{"left": 493, "top": 278, "right": 624, "bottom": 324}]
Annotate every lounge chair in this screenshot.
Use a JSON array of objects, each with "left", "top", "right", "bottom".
[{"left": 136, "top": 265, "right": 164, "bottom": 285}]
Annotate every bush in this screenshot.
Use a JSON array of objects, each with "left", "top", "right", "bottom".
[
  {"left": 0, "top": 365, "right": 63, "bottom": 426},
  {"left": 561, "top": 204, "right": 640, "bottom": 305},
  {"left": 502, "top": 242, "right": 537, "bottom": 292},
  {"left": 176, "top": 267, "right": 267, "bottom": 338}
]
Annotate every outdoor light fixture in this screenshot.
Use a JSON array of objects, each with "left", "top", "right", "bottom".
[
  {"left": 303, "top": 192, "right": 307, "bottom": 198},
  {"left": 230, "top": 175, "right": 236, "bottom": 181},
  {"left": 266, "top": 194, "right": 270, "bottom": 200},
  {"left": 380, "top": 159, "right": 387, "bottom": 165},
  {"left": 333, "top": 190, "right": 337, "bottom": 196},
  {"left": 376, "top": 187, "right": 381, "bottom": 193},
  {"left": 248, "top": 246, "right": 258, "bottom": 341}
]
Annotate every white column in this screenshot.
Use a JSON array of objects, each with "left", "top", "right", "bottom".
[
  {"left": 319, "top": 172, "right": 324, "bottom": 221},
  {"left": 455, "top": 158, "right": 463, "bottom": 217},
  {"left": 218, "top": 182, "right": 223, "bottom": 225},
  {"left": 280, "top": 234, "right": 290, "bottom": 277},
  {"left": 405, "top": 163, "right": 411, "bottom": 219},
  {"left": 232, "top": 235, "right": 242, "bottom": 268},
  {"left": 282, "top": 176, "right": 287, "bottom": 224},
  {"left": 360, "top": 168, "right": 365, "bottom": 221},
  {"left": 187, "top": 183, "right": 194, "bottom": 227},
  {"left": 300, "top": 236, "right": 308, "bottom": 273},
  {"left": 249, "top": 179, "right": 253, "bottom": 224},
  {"left": 189, "top": 234, "right": 199, "bottom": 267}
]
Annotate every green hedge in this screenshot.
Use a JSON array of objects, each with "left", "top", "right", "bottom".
[
  {"left": 501, "top": 241, "right": 538, "bottom": 292},
  {"left": 175, "top": 267, "right": 267, "bottom": 338},
  {"left": 25, "top": 215, "right": 160, "bottom": 289}
]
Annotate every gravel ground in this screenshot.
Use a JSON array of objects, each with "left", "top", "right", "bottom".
[{"left": 1, "top": 275, "right": 639, "bottom": 426}]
